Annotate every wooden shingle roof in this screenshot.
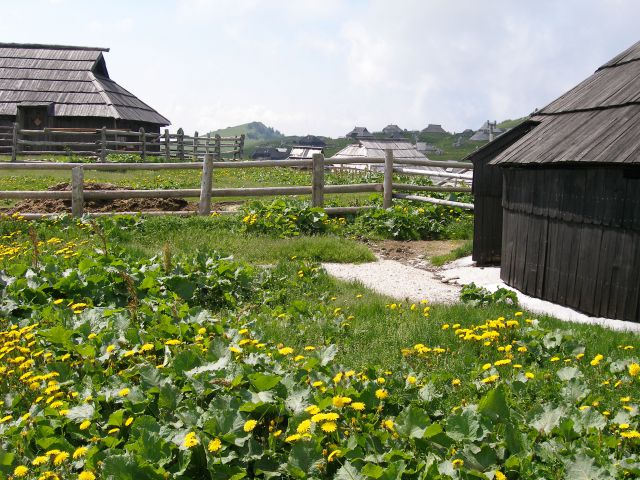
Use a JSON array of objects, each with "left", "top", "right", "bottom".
[
  {"left": 491, "top": 40, "right": 640, "bottom": 166},
  {"left": 0, "top": 43, "right": 169, "bottom": 125},
  {"left": 332, "top": 139, "right": 426, "bottom": 160}
]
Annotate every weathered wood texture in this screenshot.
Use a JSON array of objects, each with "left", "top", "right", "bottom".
[
  {"left": 501, "top": 166, "right": 640, "bottom": 322},
  {"left": 468, "top": 121, "right": 539, "bottom": 265}
]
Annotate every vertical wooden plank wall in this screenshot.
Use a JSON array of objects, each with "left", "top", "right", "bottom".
[{"left": 501, "top": 166, "right": 640, "bottom": 322}]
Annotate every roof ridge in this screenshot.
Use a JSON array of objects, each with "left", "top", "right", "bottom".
[
  {"left": 596, "top": 56, "right": 640, "bottom": 72},
  {"left": 88, "top": 71, "right": 120, "bottom": 119},
  {"left": 535, "top": 101, "right": 640, "bottom": 116},
  {"left": 0, "top": 43, "right": 109, "bottom": 52}
]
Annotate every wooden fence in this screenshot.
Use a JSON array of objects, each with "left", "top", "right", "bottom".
[
  {"left": 0, "top": 151, "right": 473, "bottom": 218},
  {"left": 0, "top": 123, "right": 244, "bottom": 162}
]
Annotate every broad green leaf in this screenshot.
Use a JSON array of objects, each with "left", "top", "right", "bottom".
[
  {"left": 531, "top": 405, "right": 567, "bottom": 435},
  {"left": 102, "top": 453, "right": 164, "bottom": 480},
  {"left": 361, "top": 463, "right": 384, "bottom": 478},
  {"left": 478, "top": 385, "right": 510, "bottom": 422},
  {"left": 66, "top": 403, "right": 94, "bottom": 421},
  {"left": 335, "top": 461, "right": 365, "bottom": 480},
  {"left": 446, "top": 409, "right": 483, "bottom": 442},
  {"left": 248, "top": 373, "right": 281, "bottom": 391},
  {"left": 556, "top": 366, "right": 582, "bottom": 381},
  {"left": 395, "top": 405, "right": 430, "bottom": 439},
  {"left": 39, "top": 325, "right": 73, "bottom": 347},
  {"left": 563, "top": 453, "right": 608, "bottom": 480}
]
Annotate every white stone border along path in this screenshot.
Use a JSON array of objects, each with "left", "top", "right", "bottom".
[{"left": 322, "top": 256, "right": 640, "bottom": 333}]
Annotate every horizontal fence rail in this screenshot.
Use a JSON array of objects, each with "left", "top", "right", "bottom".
[
  {"left": 1, "top": 123, "right": 244, "bottom": 162},
  {"left": 0, "top": 151, "right": 473, "bottom": 217}
]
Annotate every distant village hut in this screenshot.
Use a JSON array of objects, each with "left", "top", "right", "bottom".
[
  {"left": 469, "top": 121, "right": 505, "bottom": 142},
  {"left": 346, "top": 126, "right": 372, "bottom": 139},
  {"left": 421, "top": 124, "right": 447, "bottom": 135},
  {"left": 474, "top": 40, "right": 640, "bottom": 322},
  {"left": 382, "top": 124, "right": 404, "bottom": 137},
  {"left": 0, "top": 43, "right": 169, "bottom": 135}
]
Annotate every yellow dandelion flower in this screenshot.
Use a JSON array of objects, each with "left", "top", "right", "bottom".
[
  {"left": 382, "top": 419, "right": 394, "bottom": 431},
  {"left": 164, "top": 339, "right": 181, "bottom": 346},
  {"left": 297, "top": 420, "right": 312, "bottom": 434},
  {"left": 306, "top": 405, "right": 320, "bottom": 414},
  {"left": 14, "top": 465, "right": 28, "bottom": 477},
  {"left": 72, "top": 446, "right": 88, "bottom": 459},
  {"left": 351, "top": 402, "right": 365, "bottom": 411},
  {"left": 32, "top": 456, "right": 49, "bottom": 466},
  {"left": 125, "top": 417, "right": 134, "bottom": 427},
  {"left": 619, "top": 423, "right": 630, "bottom": 430},
  {"left": 482, "top": 363, "right": 492, "bottom": 370},
  {"left": 53, "top": 451, "right": 69, "bottom": 466},
  {"left": 375, "top": 388, "right": 389, "bottom": 400},
  {"left": 285, "top": 433, "right": 301, "bottom": 442},
  {"left": 183, "top": 431, "right": 199, "bottom": 448},
  {"left": 278, "top": 347, "right": 294, "bottom": 355},
  {"left": 243, "top": 419, "right": 257, "bottom": 432},
  {"left": 332, "top": 396, "right": 352, "bottom": 408},
  {"left": 118, "top": 387, "right": 130, "bottom": 397},
  {"left": 79, "top": 420, "right": 91, "bottom": 430},
  {"left": 452, "top": 459, "right": 464, "bottom": 468},
  {"left": 481, "top": 374, "right": 500, "bottom": 384},
  {"left": 208, "top": 438, "right": 222, "bottom": 452},
  {"left": 328, "top": 449, "right": 342, "bottom": 462},
  {"left": 621, "top": 430, "right": 640, "bottom": 438},
  {"left": 78, "top": 472, "right": 96, "bottom": 480},
  {"left": 407, "top": 375, "right": 417, "bottom": 385},
  {"left": 452, "top": 378, "right": 461, "bottom": 386},
  {"left": 590, "top": 354, "right": 604, "bottom": 366},
  {"left": 629, "top": 363, "right": 640, "bottom": 377},
  {"left": 321, "top": 421, "right": 337, "bottom": 433},
  {"left": 495, "top": 471, "right": 507, "bottom": 480}
]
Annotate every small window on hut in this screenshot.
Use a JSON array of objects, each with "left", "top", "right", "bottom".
[{"left": 623, "top": 168, "right": 640, "bottom": 180}]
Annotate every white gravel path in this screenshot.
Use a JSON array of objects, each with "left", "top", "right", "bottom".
[
  {"left": 322, "top": 256, "right": 640, "bottom": 333},
  {"left": 322, "top": 259, "right": 461, "bottom": 304}
]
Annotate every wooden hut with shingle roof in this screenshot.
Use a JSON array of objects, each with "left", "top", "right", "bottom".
[
  {"left": 473, "top": 40, "right": 640, "bottom": 322},
  {"left": 0, "top": 43, "right": 169, "bottom": 132}
]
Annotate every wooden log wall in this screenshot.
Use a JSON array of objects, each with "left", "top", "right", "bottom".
[{"left": 501, "top": 166, "right": 640, "bottom": 322}]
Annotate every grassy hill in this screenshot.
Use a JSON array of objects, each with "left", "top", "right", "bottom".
[{"left": 209, "top": 121, "right": 284, "bottom": 142}]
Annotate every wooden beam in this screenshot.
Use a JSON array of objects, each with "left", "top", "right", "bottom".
[
  {"left": 383, "top": 149, "right": 393, "bottom": 208},
  {"left": 393, "top": 193, "right": 474, "bottom": 210},
  {"left": 312, "top": 153, "right": 325, "bottom": 207}
]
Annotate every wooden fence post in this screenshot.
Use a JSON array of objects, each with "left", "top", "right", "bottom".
[
  {"left": 312, "top": 153, "right": 325, "bottom": 207},
  {"left": 163, "top": 129, "right": 170, "bottom": 161},
  {"left": 383, "top": 148, "right": 393, "bottom": 209},
  {"left": 99, "top": 127, "right": 106, "bottom": 162},
  {"left": 214, "top": 134, "right": 221, "bottom": 161},
  {"left": 193, "top": 131, "right": 199, "bottom": 160},
  {"left": 198, "top": 153, "right": 214, "bottom": 215},
  {"left": 71, "top": 166, "right": 84, "bottom": 217},
  {"left": 239, "top": 134, "right": 245, "bottom": 159},
  {"left": 205, "top": 132, "right": 211, "bottom": 157},
  {"left": 11, "top": 122, "right": 17, "bottom": 162},
  {"left": 139, "top": 127, "right": 146, "bottom": 162},
  {"left": 177, "top": 128, "right": 184, "bottom": 161}
]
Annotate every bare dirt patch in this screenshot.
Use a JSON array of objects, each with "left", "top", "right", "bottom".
[
  {"left": 366, "top": 239, "right": 465, "bottom": 270},
  {"left": 6, "top": 183, "right": 245, "bottom": 214}
]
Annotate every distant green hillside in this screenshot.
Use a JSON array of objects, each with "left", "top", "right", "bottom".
[
  {"left": 209, "top": 122, "right": 284, "bottom": 141},
  {"left": 497, "top": 117, "right": 528, "bottom": 129}
]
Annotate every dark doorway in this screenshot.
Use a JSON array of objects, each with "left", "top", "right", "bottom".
[{"left": 17, "top": 105, "right": 49, "bottom": 130}]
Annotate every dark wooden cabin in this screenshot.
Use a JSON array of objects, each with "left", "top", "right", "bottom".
[
  {"left": 479, "top": 40, "right": 640, "bottom": 322},
  {"left": 0, "top": 43, "right": 169, "bottom": 133}
]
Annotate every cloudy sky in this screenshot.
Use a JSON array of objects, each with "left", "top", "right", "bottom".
[{"left": 2, "top": 0, "right": 639, "bottom": 136}]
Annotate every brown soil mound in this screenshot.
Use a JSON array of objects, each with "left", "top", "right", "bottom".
[{"left": 10, "top": 182, "right": 195, "bottom": 213}]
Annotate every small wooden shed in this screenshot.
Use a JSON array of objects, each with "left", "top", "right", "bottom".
[{"left": 479, "top": 40, "right": 640, "bottom": 321}]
